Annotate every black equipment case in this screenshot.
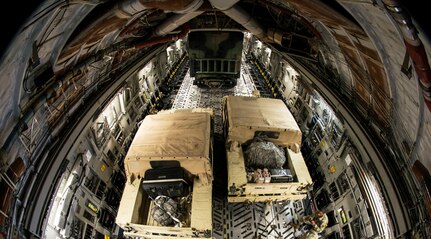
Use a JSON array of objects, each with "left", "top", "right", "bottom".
[
  {"left": 141, "top": 167, "right": 191, "bottom": 198},
  {"left": 270, "top": 168, "right": 293, "bottom": 183}
]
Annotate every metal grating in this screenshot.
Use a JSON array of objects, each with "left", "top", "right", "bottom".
[
  {"left": 171, "top": 56, "right": 309, "bottom": 239},
  {"left": 172, "top": 59, "right": 255, "bottom": 134},
  {"left": 211, "top": 200, "right": 305, "bottom": 239}
]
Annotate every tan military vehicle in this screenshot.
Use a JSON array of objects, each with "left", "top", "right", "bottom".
[
  {"left": 116, "top": 108, "right": 213, "bottom": 238},
  {"left": 222, "top": 95, "right": 312, "bottom": 203}
]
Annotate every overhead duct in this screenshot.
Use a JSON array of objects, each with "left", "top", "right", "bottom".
[
  {"left": 117, "top": 0, "right": 203, "bottom": 17},
  {"left": 206, "top": 0, "right": 239, "bottom": 11},
  {"left": 138, "top": 0, "right": 204, "bottom": 46},
  {"left": 59, "top": 0, "right": 202, "bottom": 67},
  {"left": 208, "top": 0, "right": 319, "bottom": 49},
  {"left": 137, "top": 0, "right": 204, "bottom": 46},
  {"left": 153, "top": 11, "right": 204, "bottom": 36},
  {"left": 119, "top": 0, "right": 203, "bottom": 38},
  {"left": 137, "top": 0, "right": 203, "bottom": 13},
  {"left": 115, "top": 0, "right": 152, "bottom": 18},
  {"left": 223, "top": 6, "right": 266, "bottom": 39},
  {"left": 208, "top": 0, "right": 266, "bottom": 41},
  {"left": 136, "top": 23, "right": 191, "bottom": 49}
]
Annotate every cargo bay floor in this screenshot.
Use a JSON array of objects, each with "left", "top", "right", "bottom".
[{"left": 159, "top": 55, "right": 312, "bottom": 239}]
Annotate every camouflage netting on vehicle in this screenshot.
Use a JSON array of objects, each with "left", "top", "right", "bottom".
[
  {"left": 244, "top": 137, "right": 286, "bottom": 168},
  {"left": 151, "top": 196, "right": 180, "bottom": 226}
]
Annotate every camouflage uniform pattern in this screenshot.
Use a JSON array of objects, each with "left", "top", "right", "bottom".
[{"left": 297, "top": 211, "right": 328, "bottom": 239}]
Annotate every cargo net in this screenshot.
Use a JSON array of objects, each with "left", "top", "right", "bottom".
[
  {"left": 151, "top": 195, "right": 192, "bottom": 227},
  {"left": 243, "top": 137, "right": 293, "bottom": 183}
]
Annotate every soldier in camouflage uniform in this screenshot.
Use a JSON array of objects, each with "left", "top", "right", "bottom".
[{"left": 294, "top": 210, "right": 328, "bottom": 239}]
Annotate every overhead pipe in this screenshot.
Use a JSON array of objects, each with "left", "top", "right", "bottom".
[
  {"left": 134, "top": 0, "right": 205, "bottom": 47},
  {"left": 118, "top": 9, "right": 161, "bottom": 38},
  {"left": 115, "top": 0, "right": 204, "bottom": 19},
  {"left": 162, "top": 0, "right": 203, "bottom": 14},
  {"left": 134, "top": 0, "right": 203, "bottom": 13},
  {"left": 153, "top": 11, "right": 204, "bottom": 37},
  {"left": 208, "top": 0, "right": 267, "bottom": 41},
  {"left": 59, "top": 0, "right": 149, "bottom": 52},
  {"left": 69, "top": 0, "right": 110, "bottom": 5},
  {"left": 208, "top": 0, "right": 319, "bottom": 50},
  {"left": 118, "top": 0, "right": 203, "bottom": 37},
  {"left": 223, "top": 6, "right": 266, "bottom": 39},
  {"left": 117, "top": 5, "right": 203, "bottom": 71},
  {"left": 135, "top": 23, "right": 191, "bottom": 49},
  {"left": 383, "top": 0, "right": 431, "bottom": 111},
  {"left": 59, "top": 0, "right": 201, "bottom": 68},
  {"left": 206, "top": 0, "right": 239, "bottom": 11}
]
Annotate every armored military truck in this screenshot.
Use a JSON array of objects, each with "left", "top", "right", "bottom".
[
  {"left": 187, "top": 30, "right": 244, "bottom": 88},
  {"left": 222, "top": 95, "right": 312, "bottom": 203},
  {"left": 116, "top": 108, "right": 213, "bottom": 238}
]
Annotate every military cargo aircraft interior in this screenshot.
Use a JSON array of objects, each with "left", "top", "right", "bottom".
[{"left": 0, "top": 0, "right": 430, "bottom": 239}]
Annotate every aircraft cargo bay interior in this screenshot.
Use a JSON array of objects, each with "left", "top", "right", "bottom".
[{"left": 0, "top": 1, "right": 430, "bottom": 239}]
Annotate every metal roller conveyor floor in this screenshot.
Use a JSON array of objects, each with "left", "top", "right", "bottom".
[{"left": 171, "top": 58, "right": 308, "bottom": 239}]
